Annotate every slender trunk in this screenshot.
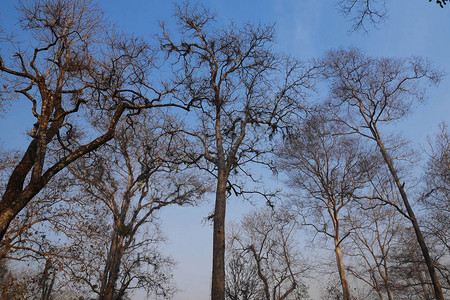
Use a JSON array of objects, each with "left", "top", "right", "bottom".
[
  {"left": 99, "top": 231, "right": 125, "bottom": 300},
  {"left": 381, "top": 259, "right": 393, "bottom": 300},
  {"left": 373, "top": 126, "right": 444, "bottom": 300},
  {"left": 250, "top": 245, "right": 270, "bottom": 300},
  {"left": 374, "top": 285, "right": 384, "bottom": 300},
  {"left": 40, "top": 259, "right": 55, "bottom": 300},
  {"left": 211, "top": 168, "right": 228, "bottom": 300},
  {"left": 334, "top": 243, "right": 351, "bottom": 300},
  {"left": 376, "top": 228, "right": 392, "bottom": 300}
]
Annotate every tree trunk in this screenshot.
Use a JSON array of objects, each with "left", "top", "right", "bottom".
[
  {"left": 373, "top": 126, "right": 444, "bottom": 300},
  {"left": 99, "top": 231, "right": 125, "bottom": 300},
  {"left": 381, "top": 260, "right": 393, "bottom": 300},
  {"left": 211, "top": 168, "right": 228, "bottom": 300},
  {"left": 0, "top": 105, "right": 125, "bottom": 242},
  {"left": 334, "top": 243, "right": 351, "bottom": 300},
  {"left": 0, "top": 184, "right": 43, "bottom": 242},
  {"left": 40, "top": 259, "right": 55, "bottom": 300}
]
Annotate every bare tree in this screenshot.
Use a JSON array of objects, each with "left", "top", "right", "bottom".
[
  {"left": 338, "top": 0, "right": 388, "bottom": 31},
  {"left": 278, "top": 114, "right": 376, "bottom": 300},
  {"left": 422, "top": 122, "right": 450, "bottom": 252},
  {"left": 0, "top": 169, "right": 74, "bottom": 262},
  {"left": 345, "top": 198, "right": 405, "bottom": 300},
  {"left": 226, "top": 208, "right": 309, "bottom": 300},
  {"left": 59, "top": 113, "right": 208, "bottom": 300},
  {"left": 160, "top": 4, "right": 314, "bottom": 299},
  {"left": 338, "top": 0, "right": 447, "bottom": 31},
  {"left": 420, "top": 123, "right": 450, "bottom": 294},
  {"left": 0, "top": 258, "right": 81, "bottom": 300},
  {"left": 0, "top": 0, "right": 179, "bottom": 241},
  {"left": 389, "top": 228, "right": 437, "bottom": 299},
  {"left": 0, "top": 167, "right": 87, "bottom": 298},
  {"left": 1, "top": 111, "right": 207, "bottom": 299},
  {"left": 322, "top": 47, "right": 445, "bottom": 299},
  {"left": 226, "top": 248, "right": 261, "bottom": 300}
]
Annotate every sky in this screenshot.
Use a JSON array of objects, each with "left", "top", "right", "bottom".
[{"left": 0, "top": 1, "right": 449, "bottom": 299}]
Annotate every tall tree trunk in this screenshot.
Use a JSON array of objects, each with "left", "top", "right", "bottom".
[
  {"left": 211, "top": 168, "right": 228, "bottom": 300},
  {"left": 334, "top": 243, "right": 351, "bottom": 300},
  {"left": 99, "top": 231, "right": 125, "bottom": 300},
  {"left": 372, "top": 125, "right": 444, "bottom": 300}
]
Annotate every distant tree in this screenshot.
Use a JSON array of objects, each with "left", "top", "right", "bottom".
[
  {"left": 338, "top": 0, "right": 387, "bottom": 31},
  {"left": 160, "top": 4, "right": 315, "bottom": 299},
  {"left": 422, "top": 123, "right": 450, "bottom": 252},
  {"left": 321, "top": 47, "right": 444, "bottom": 300},
  {"left": 278, "top": 114, "right": 376, "bottom": 300},
  {"left": 226, "top": 208, "right": 309, "bottom": 300},
  {"left": 345, "top": 197, "right": 405, "bottom": 300},
  {"left": 0, "top": 258, "right": 80, "bottom": 300},
  {"left": 421, "top": 123, "right": 450, "bottom": 295},
  {"left": 389, "top": 228, "right": 436, "bottom": 299},
  {"left": 0, "top": 0, "right": 179, "bottom": 241},
  {"left": 320, "top": 277, "right": 344, "bottom": 300},
  {"left": 338, "top": 0, "right": 447, "bottom": 31},
  {"left": 226, "top": 248, "right": 261, "bottom": 300}
]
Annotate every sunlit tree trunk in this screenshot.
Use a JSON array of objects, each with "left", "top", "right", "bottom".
[
  {"left": 334, "top": 222, "right": 351, "bottom": 300},
  {"left": 211, "top": 167, "right": 228, "bottom": 300},
  {"left": 371, "top": 124, "right": 444, "bottom": 300},
  {"left": 99, "top": 230, "right": 125, "bottom": 300}
]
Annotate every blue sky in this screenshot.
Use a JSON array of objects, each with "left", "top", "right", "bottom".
[{"left": 1, "top": 1, "right": 449, "bottom": 299}]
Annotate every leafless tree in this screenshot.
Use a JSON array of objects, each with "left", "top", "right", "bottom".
[
  {"left": 338, "top": 0, "right": 388, "bottom": 31},
  {"left": 338, "top": 0, "right": 446, "bottom": 31},
  {"left": 420, "top": 123, "right": 450, "bottom": 294},
  {"left": 160, "top": 4, "right": 315, "bottom": 299},
  {"left": 0, "top": 166, "right": 86, "bottom": 298},
  {"left": 278, "top": 114, "right": 377, "bottom": 300},
  {"left": 345, "top": 198, "right": 405, "bottom": 300},
  {"left": 0, "top": 0, "right": 181, "bottom": 241},
  {"left": 0, "top": 258, "right": 81, "bottom": 300},
  {"left": 389, "top": 228, "right": 437, "bottom": 299},
  {"left": 422, "top": 122, "right": 450, "bottom": 252},
  {"left": 226, "top": 208, "right": 309, "bottom": 300},
  {"left": 58, "top": 113, "right": 208, "bottom": 300},
  {"left": 0, "top": 171, "right": 73, "bottom": 262},
  {"left": 1, "top": 111, "right": 207, "bottom": 299},
  {"left": 226, "top": 248, "right": 261, "bottom": 300},
  {"left": 321, "top": 47, "right": 445, "bottom": 299}
]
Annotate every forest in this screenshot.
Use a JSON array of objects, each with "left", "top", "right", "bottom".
[{"left": 0, "top": 0, "right": 449, "bottom": 299}]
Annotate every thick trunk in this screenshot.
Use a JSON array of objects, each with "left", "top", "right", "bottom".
[
  {"left": 334, "top": 244, "right": 351, "bottom": 300},
  {"left": 0, "top": 105, "right": 125, "bottom": 242},
  {"left": 99, "top": 232, "right": 125, "bottom": 300},
  {"left": 374, "top": 128, "right": 444, "bottom": 300},
  {"left": 0, "top": 140, "right": 40, "bottom": 240},
  {"left": 211, "top": 168, "right": 228, "bottom": 300},
  {"left": 0, "top": 184, "right": 43, "bottom": 242}
]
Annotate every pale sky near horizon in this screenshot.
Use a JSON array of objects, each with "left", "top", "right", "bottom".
[{"left": 1, "top": 1, "right": 449, "bottom": 299}]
